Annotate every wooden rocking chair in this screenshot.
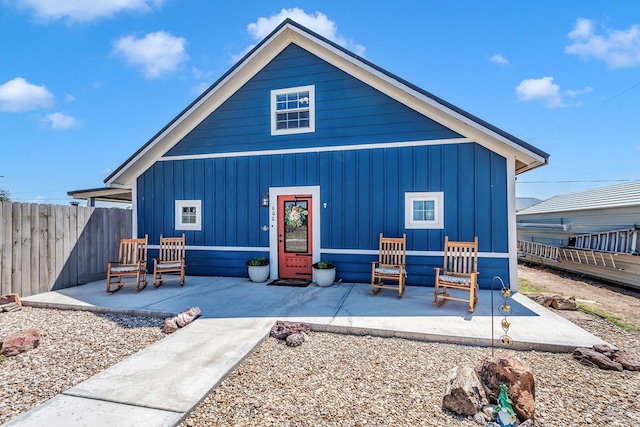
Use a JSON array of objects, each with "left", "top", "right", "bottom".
[
  {"left": 371, "top": 233, "right": 407, "bottom": 297},
  {"left": 433, "top": 236, "right": 479, "bottom": 312},
  {"left": 106, "top": 235, "right": 148, "bottom": 293},
  {"left": 153, "top": 234, "right": 186, "bottom": 288}
]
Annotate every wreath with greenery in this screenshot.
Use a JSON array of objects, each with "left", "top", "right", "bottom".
[{"left": 284, "top": 204, "right": 308, "bottom": 228}]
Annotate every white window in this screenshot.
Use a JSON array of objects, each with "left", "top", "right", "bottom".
[
  {"left": 175, "top": 200, "right": 202, "bottom": 231},
  {"left": 405, "top": 192, "right": 444, "bottom": 229},
  {"left": 271, "top": 85, "right": 315, "bottom": 135}
]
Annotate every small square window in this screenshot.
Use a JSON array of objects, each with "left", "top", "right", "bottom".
[
  {"left": 405, "top": 192, "right": 444, "bottom": 229},
  {"left": 175, "top": 200, "right": 201, "bottom": 231},
  {"left": 271, "top": 85, "right": 315, "bottom": 136}
]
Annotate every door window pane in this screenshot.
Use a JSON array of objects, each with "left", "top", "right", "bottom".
[{"left": 284, "top": 201, "right": 309, "bottom": 253}]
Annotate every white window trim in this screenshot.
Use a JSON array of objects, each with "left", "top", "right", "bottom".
[
  {"left": 270, "top": 85, "right": 315, "bottom": 136},
  {"left": 175, "top": 200, "right": 202, "bottom": 231},
  {"left": 405, "top": 192, "right": 444, "bottom": 229}
]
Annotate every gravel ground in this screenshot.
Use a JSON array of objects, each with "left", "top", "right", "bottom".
[
  {"left": 0, "top": 308, "right": 165, "bottom": 425},
  {"left": 1, "top": 304, "right": 639, "bottom": 426},
  {"left": 178, "top": 315, "right": 640, "bottom": 427}
]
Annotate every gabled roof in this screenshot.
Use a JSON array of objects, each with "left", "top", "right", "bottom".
[
  {"left": 102, "top": 19, "right": 549, "bottom": 190},
  {"left": 516, "top": 197, "right": 543, "bottom": 211},
  {"left": 517, "top": 180, "right": 640, "bottom": 215}
]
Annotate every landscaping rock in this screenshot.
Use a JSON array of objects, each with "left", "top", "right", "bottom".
[
  {"left": 163, "top": 307, "right": 201, "bottom": 334},
  {"left": 592, "top": 343, "right": 615, "bottom": 356},
  {"left": 520, "top": 419, "right": 535, "bottom": 427},
  {"left": 572, "top": 347, "right": 623, "bottom": 371},
  {"left": 285, "top": 332, "right": 307, "bottom": 347},
  {"left": 1, "top": 329, "right": 40, "bottom": 356},
  {"left": 475, "top": 356, "right": 535, "bottom": 420},
  {"left": 530, "top": 294, "right": 553, "bottom": 307},
  {"left": 0, "top": 293, "right": 21, "bottom": 306},
  {"left": 610, "top": 349, "right": 640, "bottom": 371},
  {"left": 270, "top": 320, "right": 310, "bottom": 340},
  {"left": 442, "top": 366, "right": 487, "bottom": 416},
  {"left": 472, "top": 413, "right": 485, "bottom": 425},
  {"left": 0, "top": 302, "right": 22, "bottom": 312},
  {"left": 551, "top": 295, "right": 577, "bottom": 310},
  {"left": 163, "top": 318, "right": 179, "bottom": 334}
]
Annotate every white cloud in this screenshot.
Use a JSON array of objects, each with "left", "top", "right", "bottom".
[
  {"left": 0, "top": 77, "right": 54, "bottom": 112},
  {"left": 565, "top": 18, "right": 640, "bottom": 68},
  {"left": 45, "top": 112, "right": 79, "bottom": 129},
  {"left": 564, "top": 87, "right": 594, "bottom": 98},
  {"left": 515, "top": 77, "right": 564, "bottom": 108},
  {"left": 15, "top": 0, "right": 164, "bottom": 22},
  {"left": 235, "top": 8, "right": 365, "bottom": 61},
  {"left": 515, "top": 77, "right": 593, "bottom": 108},
  {"left": 490, "top": 53, "right": 509, "bottom": 65},
  {"left": 113, "top": 31, "right": 188, "bottom": 78}
]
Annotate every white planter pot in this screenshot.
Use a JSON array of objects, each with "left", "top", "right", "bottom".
[
  {"left": 248, "top": 265, "right": 270, "bottom": 283},
  {"left": 313, "top": 267, "right": 336, "bottom": 287}
]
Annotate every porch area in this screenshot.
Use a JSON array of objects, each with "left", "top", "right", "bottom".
[{"left": 21, "top": 276, "right": 606, "bottom": 352}]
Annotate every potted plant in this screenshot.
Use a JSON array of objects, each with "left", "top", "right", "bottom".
[
  {"left": 246, "top": 257, "right": 270, "bottom": 282},
  {"left": 312, "top": 260, "right": 336, "bottom": 287}
]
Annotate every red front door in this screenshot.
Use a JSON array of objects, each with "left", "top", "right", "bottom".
[{"left": 278, "top": 195, "right": 312, "bottom": 279}]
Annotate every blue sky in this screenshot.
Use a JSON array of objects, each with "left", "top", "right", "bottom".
[{"left": 1, "top": 1, "right": 639, "bottom": 205}]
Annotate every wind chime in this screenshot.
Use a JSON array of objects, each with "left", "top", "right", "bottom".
[{"left": 491, "top": 276, "right": 513, "bottom": 357}]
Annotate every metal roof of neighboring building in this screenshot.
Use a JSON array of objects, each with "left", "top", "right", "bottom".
[
  {"left": 516, "top": 197, "right": 543, "bottom": 211},
  {"left": 517, "top": 180, "right": 640, "bottom": 215}
]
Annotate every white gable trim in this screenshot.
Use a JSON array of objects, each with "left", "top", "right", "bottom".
[{"left": 158, "top": 138, "right": 472, "bottom": 161}]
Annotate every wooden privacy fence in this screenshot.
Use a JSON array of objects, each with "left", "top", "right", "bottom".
[{"left": 0, "top": 202, "right": 132, "bottom": 297}]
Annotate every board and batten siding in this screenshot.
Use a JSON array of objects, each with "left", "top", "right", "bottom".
[
  {"left": 137, "top": 142, "right": 510, "bottom": 287},
  {"left": 165, "top": 43, "right": 463, "bottom": 157}
]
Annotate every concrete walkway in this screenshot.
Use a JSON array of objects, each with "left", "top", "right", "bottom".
[{"left": 5, "top": 277, "right": 610, "bottom": 426}]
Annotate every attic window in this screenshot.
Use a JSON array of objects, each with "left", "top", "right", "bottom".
[{"left": 271, "top": 85, "right": 315, "bottom": 135}]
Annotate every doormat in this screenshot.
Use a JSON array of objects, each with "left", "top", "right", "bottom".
[{"left": 267, "top": 278, "right": 312, "bottom": 287}]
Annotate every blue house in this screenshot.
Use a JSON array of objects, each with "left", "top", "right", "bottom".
[{"left": 71, "top": 20, "right": 549, "bottom": 290}]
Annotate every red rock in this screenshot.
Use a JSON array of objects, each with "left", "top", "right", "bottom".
[
  {"left": 270, "top": 321, "right": 310, "bottom": 340},
  {"left": 0, "top": 293, "right": 21, "bottom": 306},
  {"left": 551, "top": 295, "right": 577, "bottom": 310},
  {"left": 475, "top": 356, "right": 535, "bottom": 420},
  {"left": 1, "top": 329, "right": 40, "bottom": 357}
]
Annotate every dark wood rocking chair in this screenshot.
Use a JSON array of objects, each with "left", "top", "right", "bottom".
[
  {"left": 106, "top": 235, "right": 148, "bottom": 293},
  {"left": 371, "top": 233, "right": 407, "bottom": 297},
  {"left": 153, "top": 234, "right": 186, "bottom": 288},
  {"left": 433, "top": 236, "right": 479, "bottom": 312}
]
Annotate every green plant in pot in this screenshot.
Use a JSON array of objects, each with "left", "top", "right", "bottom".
[
  {"left": 312, "top": 260, "right": 335, "bottom": 287},
  {"left": 246, "top": 257, "right": 269, "bottom": 282}
]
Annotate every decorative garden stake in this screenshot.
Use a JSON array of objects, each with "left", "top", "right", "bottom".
[
  {"left": 495, "top": 384, "right": 518, "bottom": 427},
  {"left": 491, "top": 276, "right": 513, "bottom": 357}
]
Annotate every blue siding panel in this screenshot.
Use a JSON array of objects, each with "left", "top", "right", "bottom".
[
  {"left": 138, "top": 142, "right": 510, "bottom": 288},
  {"left": 166, "top": 44, "right": 462, "bottom": 157},
  {"left": 135, "top": 43, "right": 514, "bottom": 288}
]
